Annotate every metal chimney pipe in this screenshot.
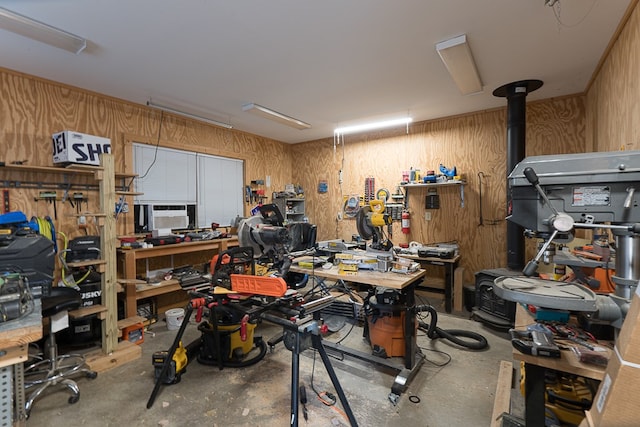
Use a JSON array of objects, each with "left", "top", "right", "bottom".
[{"left": 493, "top": 79, "right": 543, "bottom": 270}]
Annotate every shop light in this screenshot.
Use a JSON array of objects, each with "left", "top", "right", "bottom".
[
  {"left": 436, "top": 34, "right": 483, "bottom": 95},
  {"left": 242, "top": 103, "right": 311, "bottom": 130},
  {"left": 0, "top": 7, "right": 87, "bottom": 54},
  {"left": 334, "top": 117, "right": 413, "bottom": 136},
  {"left": 147, "top": 100, "right": 233, "bottom": 129}
]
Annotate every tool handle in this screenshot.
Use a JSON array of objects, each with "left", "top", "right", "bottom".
[{"left": 299, "top": 384, "right": 307, "bottom": 404}]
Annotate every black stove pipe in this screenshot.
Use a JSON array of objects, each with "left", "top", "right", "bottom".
[{"left": 493, "top": 80, "right": 543, "bottom": 270}]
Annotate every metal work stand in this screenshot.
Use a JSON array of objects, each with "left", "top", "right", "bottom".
[{"left": 262, "top": 313, "right": 358, "bottom": 427}]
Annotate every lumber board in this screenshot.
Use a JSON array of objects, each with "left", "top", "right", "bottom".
[
  {"left": 85, "top": 340, "right": 142, "bottom": 373},
  {"left": 490, "top": 360, "right": 513, "bottom": 427}
]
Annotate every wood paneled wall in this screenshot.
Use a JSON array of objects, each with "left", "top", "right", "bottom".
[
  {"left": 586, "top": 2, "right": 640, "bottom": 152},
  {"left": 291, "top": 96, "right": 586, "bottom": 283},
  {"left": 0, "top": 68, "right": 293, "bottom": 242},
  {"left": 3, "top": 2, "right": 637, "bottom": 288},
  {"left": 1, "top": 67, "right": 588, "bottom": 284}
]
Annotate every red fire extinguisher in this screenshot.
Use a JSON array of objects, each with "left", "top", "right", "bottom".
[{"left": 401, "top": 210, "right": 410, "bottom": 234}]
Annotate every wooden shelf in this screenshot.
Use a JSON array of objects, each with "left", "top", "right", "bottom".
[
  {"left": 118, "top": 237, "right": 238, "bottom": 318},
  {"left": 67, "top": 259, "right": 107, "bottom": 269},
  {"left": 3, "top": 155, "right": 136, "bottom": 369},
  {"left": 117, "top": 316, "right": 147, "bottom": 331},
  {"left": 400, "top": 180, "right": 466, "bottom": 208},
  {"left": 69, "top": 213, "right": 107, "bottom": 218},
  {"left": 0, "top": 163, "right": 103, "bottom": 175},
  {"left": 400, "top": 180, "right": 466, "bottom": 188},
  {"left": 115, "top": 172, "right": 138, "bottom": 179},
  {"left": 69, "top": 304, "right": 107, "bottom": 319},
  {"left": 133, "top": 280, "right": 183, "bottom": 300}
]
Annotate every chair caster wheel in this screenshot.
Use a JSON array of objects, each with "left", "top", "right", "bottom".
[
  {"left": 68, "top": 395, "right": 80, "bottom": 404},
  {"left": 87, "top": 371, "right": 98, "bottom": 379}
]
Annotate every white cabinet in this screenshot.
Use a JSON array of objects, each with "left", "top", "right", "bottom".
[{"left": 273, "top": 196, "right": 305, "bottom": 223}]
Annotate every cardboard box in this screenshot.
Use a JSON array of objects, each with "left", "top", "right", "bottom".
[
  {"left": 52, "top": 131, "right": 111, "bottom": 166},
  {"left": 586, "top": 347, "right": 640, "bottom": 426},
  {"left": 616, "top": 285, "right": 640, "bottom": 364}
]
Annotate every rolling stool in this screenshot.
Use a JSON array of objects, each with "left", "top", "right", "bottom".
[{"left": 24, "top": 286, "right": 97, "bottom": 417}]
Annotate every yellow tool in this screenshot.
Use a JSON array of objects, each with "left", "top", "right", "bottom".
[
  {"left": 368, "top": 200, "right": 391, "bottom": 227},
  {"left": 356, "top": 200, "right": 393, "bottom": 251}
]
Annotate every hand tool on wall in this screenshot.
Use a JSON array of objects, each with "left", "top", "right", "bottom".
[
  {"left": 37, "top": 191, "right": 58, "bottom": 220},
  {"left": 73, "top": 193, "right": 85, "bottom": 213},
  {"left": 2, "top": 190, "right": 9, "bottom": 213}
]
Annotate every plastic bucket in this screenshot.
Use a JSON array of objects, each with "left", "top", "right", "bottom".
[{"left": 165, "top": 308, "right": 185, "bottom": 331}]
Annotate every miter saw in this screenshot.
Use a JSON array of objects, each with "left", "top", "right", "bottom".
[
  {"left": 356, "top": 200, "right": 393, "bottom": 252},
  {"left": 237, "top": 204, "right": 292, "bottom": 276},
  {"left": 493, "top": 150, "right": 640, "bottom": 327}
]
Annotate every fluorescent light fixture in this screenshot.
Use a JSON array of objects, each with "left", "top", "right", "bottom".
[
  {"left": 0, "top": 7, "right": 87, "bottom": 54},
  {"left": 334, "top": 117, "right": 413, "bottom": 135},
  {"left": 242, "top": 103, "right": 311, "bottom": 130},
  {"left": 147, "top": 100, "right": 233, "bottom": 129},
  {"left": 436, "top": 34, "right": 482, "bottom": 95}
]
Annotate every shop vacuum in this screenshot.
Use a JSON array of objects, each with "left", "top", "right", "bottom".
[
  {"left": 364, "top": 288, "right": 489, "bottom": 356},
  {"left": 364, "top": 289, "right": 408, "bottom": 357}
]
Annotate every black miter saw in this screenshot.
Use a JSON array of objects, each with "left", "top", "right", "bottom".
[
  {"left": 356, "top": 200, "right": 393, "bottom": 251},
  {"left": 237, "top": 204, "right": 292, "bottom": 276}
]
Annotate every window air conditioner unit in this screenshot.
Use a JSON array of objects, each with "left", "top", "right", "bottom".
[{"left": 147, "top": 205, "right": 189, "bottom": 231}]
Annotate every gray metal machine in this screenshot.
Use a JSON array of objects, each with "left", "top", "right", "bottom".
[{"left": 494, "top": 150, "right": 640, "bottom": 324}]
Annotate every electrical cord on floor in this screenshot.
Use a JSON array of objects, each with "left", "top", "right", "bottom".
[
  {"left": 309, "top": 350, "right": 350, "bottom": 423},
  {"left": 417, "top": 345, "right": 453, "bottom": 367},
  {"left": 333, "top": 319, "right": 356, "bottom": 345},
  {"left": 416, "top": 304, "right": 488, "bottom": 351},
  {"left": 310, "top": 350, "right": 337, "bottom": 406}
]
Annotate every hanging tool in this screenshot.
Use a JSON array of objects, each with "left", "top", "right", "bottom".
[
  {"left": 73, "top": 192, "right": 85, "bottom": 213},
  {"left": 38, "top": 191, "right": 58, "bottom": 220},
  {"left": 2, "top": 190, "right": 9, "bottom": 213}
]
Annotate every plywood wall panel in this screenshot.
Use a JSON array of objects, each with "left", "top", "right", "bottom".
[
  {"left": 2, "top": 67, "right": 587, "bottom": 284},
  {"left": 293, "top": 97, "right": 585, "bottom": 283},
  {"left": 1, "top": 68, "right": 292, "bottom": 248},
  {"left": 586, "top": 3, "right": 640, "bottom": 152}
]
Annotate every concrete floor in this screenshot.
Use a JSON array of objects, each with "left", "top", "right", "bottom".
[{"left": 25, "top": 294, "right": 514, "bottom": 427}]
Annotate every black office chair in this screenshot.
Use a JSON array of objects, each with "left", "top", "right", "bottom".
[{"left": 24, "top": 286, "right": 97, "bottom": 417}]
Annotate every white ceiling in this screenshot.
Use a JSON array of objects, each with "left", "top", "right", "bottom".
[{"left": 0, "top": 0, "right": 632, "bottom": 144}]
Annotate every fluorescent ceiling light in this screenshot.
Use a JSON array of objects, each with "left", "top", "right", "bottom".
[
  {"left": 147, "top": 100, "right": 233, "bottom": 129},
  {"left": 436, "top": 34, "right": 482, "bottom": 95},
  {"left": 242, "top": 103, "right": 311, "bottom": 130},
  {"left": 0, "top": 7, "right": 87, "bottom": 54},
  {"left": 334, "top": 117, "right": 413, "bottom": 135}
]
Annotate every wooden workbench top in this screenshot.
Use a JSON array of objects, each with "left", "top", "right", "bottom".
[
  {"left": 289, "top": 264, "right": 426, "bottom": 290},
  {"left": 0, "top": 299, "right": 42, "bottom": 350}
]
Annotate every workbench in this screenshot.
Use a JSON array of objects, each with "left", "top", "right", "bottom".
[
  {"left": 0, "top": 300, "right": 42, "bottom": 426},
  {"left": 117, "top": 238, "right": 238, "bottom": 318},
  {"left": 511, "top": 304, "right": 609, "bottom": 426},
  {"left": 400, "top": 253, "right": 461, "bottom": 313},
  {"left": 289, "top": 264, "right": 427, "bottom": 401}
]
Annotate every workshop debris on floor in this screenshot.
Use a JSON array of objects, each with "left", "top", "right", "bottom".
[{"left": 25, "top": 306, "right": 512, "bottom": 427}]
